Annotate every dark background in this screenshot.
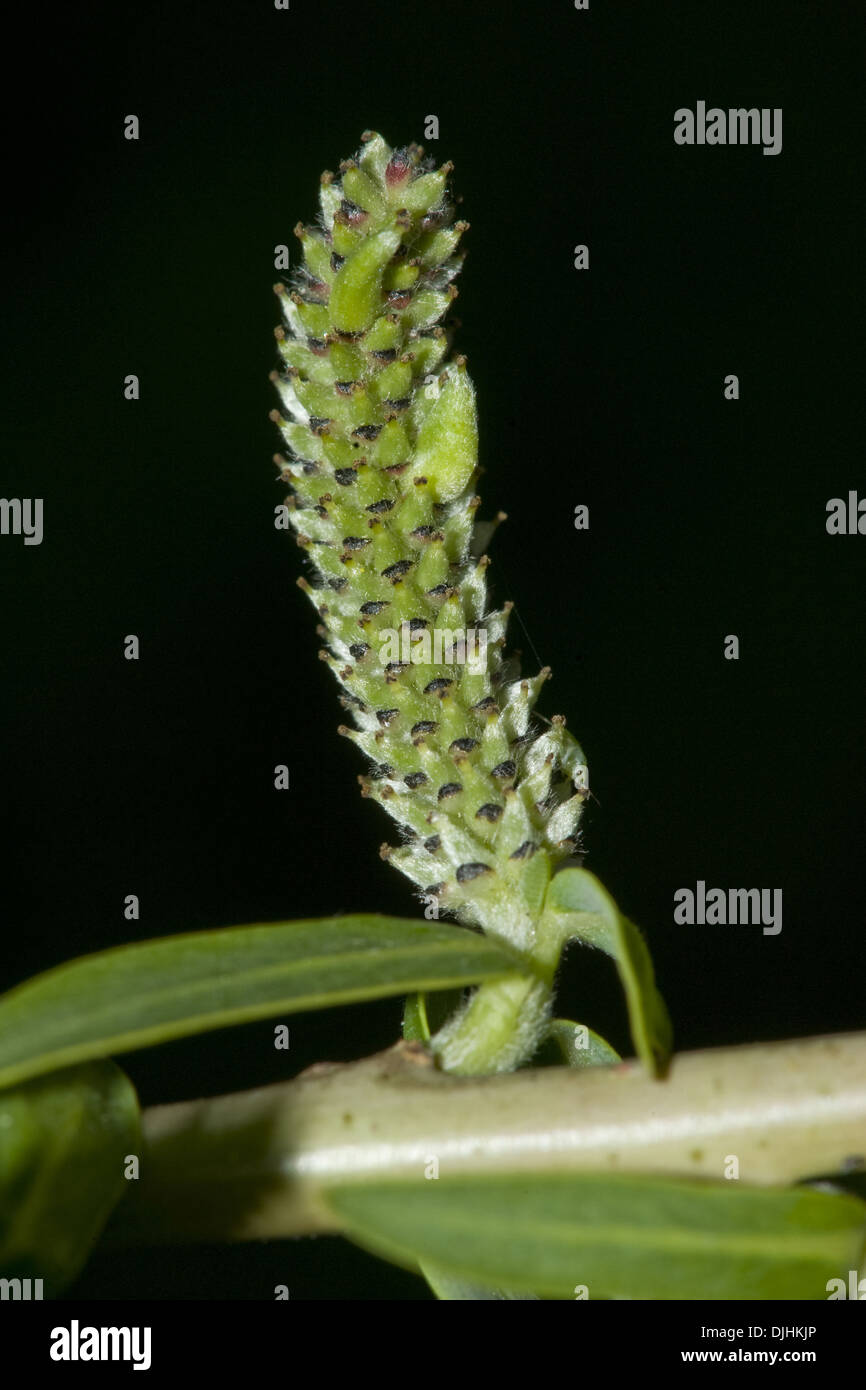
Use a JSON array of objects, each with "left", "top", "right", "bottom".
[{"left": 1, "top": 0, "right": 862, "bottom": 1298}]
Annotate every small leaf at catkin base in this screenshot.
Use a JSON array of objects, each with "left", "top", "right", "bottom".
[{"left": 541, "top": 867, "right": 672, "bottom": 1076}]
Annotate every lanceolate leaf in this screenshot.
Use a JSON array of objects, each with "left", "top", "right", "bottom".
[
  {"left": 542, "top": 868, "right": 672, "bottom": 1075},
  {"left": 402, "top": 988, "right": 466, "bottom": 1043},
  {"left": 0, "top": 1061, "right": 140, "bottom": 1294},
  {"left": 326, "top": 1172, "right": 866, "bottom": 1301},
  {"left": 419, "top": 1260, "right": 540, "bottom": 1301},
  {"left": 0, "top": 917, "right": 521, "bottom": 1090},
  {"left": 542, "top": 1018, "right": 621, "bottom": 1068}
]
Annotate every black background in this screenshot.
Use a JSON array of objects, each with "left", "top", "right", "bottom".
[{"left": 1, "top": 0, "right": 863, "bottom": 1299}]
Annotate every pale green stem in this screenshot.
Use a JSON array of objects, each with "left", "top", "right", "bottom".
[
  {"left": 109, "top": 1031, "right": 866, "bottom": 1247},
  {"left": 431, "top": 973, "right": 553, "bottom": 1075},
  {"left": 430, "top": 906, "right": 563, "bottom": 1075}
]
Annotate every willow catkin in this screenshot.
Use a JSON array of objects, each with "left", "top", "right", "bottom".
[{"left": 271, "top": 131, "right": 588, "bottom": 953}]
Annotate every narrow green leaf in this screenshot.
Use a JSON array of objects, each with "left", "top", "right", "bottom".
[
  {"left": 420, "top": 1259, "right": 540, "bottom": 1301},
  {"left": 327, "top": 1173, "right": 866, "bottom": 1301},
  {"left": 0, "top": 1061, "right": 140, "bottom": 1294},
  {"left": 402, "top": 987, "right": 465, "bottom": 1044},
  {"left": 542, "top": 868, "right": 672, "bottom": 1075},
  {"left": 402, "top": 993, "right": 430, "bottom": 1043},
  {"left": 540, "top": 1018, "right": 621, "bottom": 1069},
  {"left": 0, "top": 917, "right": 522, "bottom": 1090}
]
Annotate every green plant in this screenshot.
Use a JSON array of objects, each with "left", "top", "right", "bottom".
[
  {"left": 268, "top": 129, "right": 669, "bottom": 1080},
  {"left": 1, "top": 132, "right": 864, "bottom": 1302}
]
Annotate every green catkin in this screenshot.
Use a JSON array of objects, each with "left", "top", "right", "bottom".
[{"left": 273, "top": 133, "right": 589, "bottom": 1067}]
